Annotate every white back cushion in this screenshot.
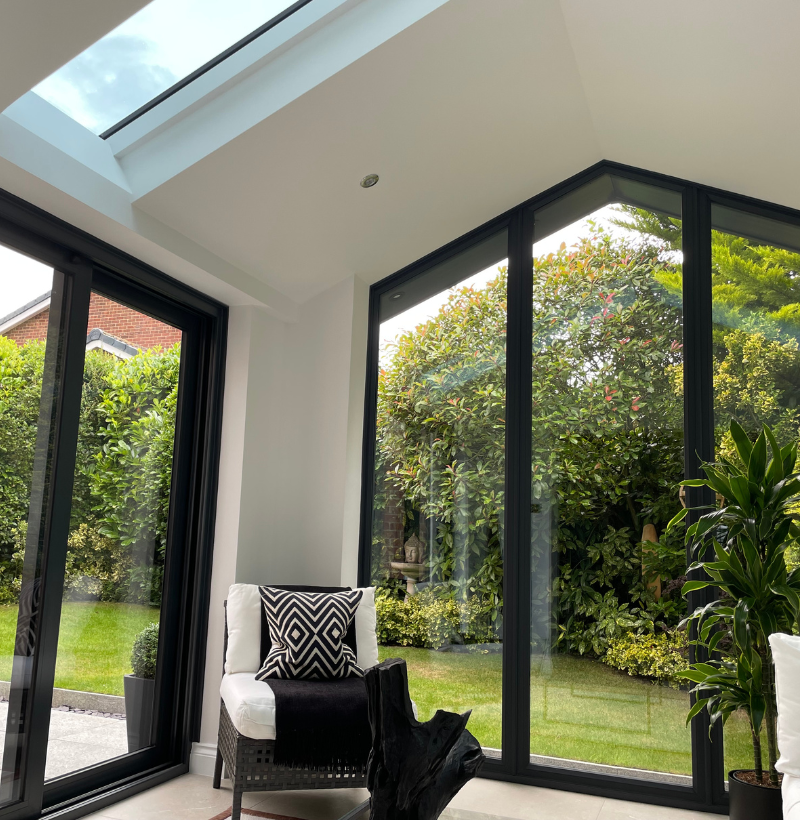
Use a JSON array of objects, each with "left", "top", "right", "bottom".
[
  {"left": 224, "top": 584, "right": 378, "bottom": 674},
  {"left": 769, "top": 633, "right": 800, "bottom": 778},
  {"left": 355, "top": 587, "right": 379, "bottom": 669},
  {"left": 225, "top": 584, "right": 263, "bottom": 674}
]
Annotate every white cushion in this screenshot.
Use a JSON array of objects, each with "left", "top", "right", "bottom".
[
  {"left": 355, "top": 587, "right": 379, "bottom": 669},
  {"left": 770, "top": 633, "right": 800, "bottom": 778},
  {"left": 220, "top": 670, "right": 417, "bottom": 741},
  {"left": 221, "top": 673, "right": 276, "bottom": 740},
  {"left": 225, "top": 584, "right": 262, "bottom": 674},
  {"left": 784, "top": 774, "right": 800, "bottom": 820},
  {"left": 224, "top": 584, "right": 379, "bottom": 674}
]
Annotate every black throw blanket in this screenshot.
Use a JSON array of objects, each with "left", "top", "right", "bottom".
[{"left": 269, "top": 677, "right": 371, "bottom": 767}]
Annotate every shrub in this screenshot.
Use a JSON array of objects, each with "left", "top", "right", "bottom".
[
  {"left": 375, "top": 587, "right": 498, "bottom": 650},
  {"left": 603, "top": 630, "right": 689, "bottom": 687},
  {"left": 64, "top": 523, "right": 133, "bottom": 602},
  {"left": 130, "top": 623, "right": 159, "bottom": 679}
]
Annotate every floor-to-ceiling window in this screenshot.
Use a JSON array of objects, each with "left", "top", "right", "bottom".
[
  {"left": 0, "top": 194, "right": 225, "bottom": 819},
  {"left": 707, "top": 204, "right": 800, "bottom": 780},
  {"left": 360, "top": 163, "right": 800, "bottom": 812},
  {"left": 527, "top": 179, "right": 694, "bottom": 783},
  {"left": 368, "top": 230, "right": 507, "bottom": 757}
]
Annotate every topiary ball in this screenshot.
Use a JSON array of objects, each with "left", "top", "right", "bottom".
[{"left": 130, "top": 622, "right": 159, "bottom": 679}]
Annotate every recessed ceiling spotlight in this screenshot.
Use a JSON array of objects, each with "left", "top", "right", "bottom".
[
  {"left": 360, "top": 174, "right": 379, "bottom": 188},
  {"left": 390, "top": 292, "right": 404, "bottom": 301}
]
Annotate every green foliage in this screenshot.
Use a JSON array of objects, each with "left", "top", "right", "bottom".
[
  {"left": 0, "top": 342, "right": 179, "bottom": 605},
  {"left": 375, "top": 587, "right": 497, "bottom": 650},
  {"left": 603, "top": 630, "right": 689, "bottom": 687},
  {"left": 675, "top": 419, "right": 800, "bottom": 786},
  {"left": 64, "top": 523, "right": 133, "bottom": 602},
  {"left": 0, "top": 338, "right": 46, "bottom": 557},
  {"left": 90, "top": 347, "right": 180, "bottom": 605},
  {"left": 376, "top": 227, "right": 687, "bottom": 653},
  {"left": 130, "top": 622, "right": 159, "bottom": 679}
]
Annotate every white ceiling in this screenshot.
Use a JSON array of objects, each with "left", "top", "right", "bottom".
[{"left": 2, "top": 0, "right": 800, "bottom": 309}]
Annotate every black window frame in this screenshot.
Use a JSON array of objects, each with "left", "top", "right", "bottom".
[
  {"left": 0, "top": 186, "right": 226, "bottom": 820},
  {"left": 99, "top": 0, "right": 315, "bottom": 139},
  {"left": 358, "top": 159, "right": 800, "bottom": 814}
]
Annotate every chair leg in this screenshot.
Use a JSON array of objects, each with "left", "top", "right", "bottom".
[
  {"left": 231, "top": 787, "right": 243, "bottom": 820},
  {"left": 212, "top": 746, "right": 223, "bottom": 789}
]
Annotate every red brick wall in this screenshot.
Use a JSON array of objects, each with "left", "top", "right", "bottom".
[
  {"left": 4, "top": 309, "right": 50, "bottom": 345},
  {"left": 2, "top": 293, "right": 181, "bottom": 350},
  {"left": 85, "top": 294, "right": 181, "bottom": 350}
]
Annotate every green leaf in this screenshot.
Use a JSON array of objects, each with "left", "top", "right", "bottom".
[
  {"left": 729, "top": 419, "right": 753, "bottom": 465},
  {"left": 749, "top": 431, "right": 768, "bottom": 484}
]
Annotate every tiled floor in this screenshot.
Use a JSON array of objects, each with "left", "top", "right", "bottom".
[{"left": 81, "top": 774, "right": 720, "bottom": 820}]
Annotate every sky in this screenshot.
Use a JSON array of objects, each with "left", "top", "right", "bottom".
[
  {"left": 378, "top": 204, "right": 627, "bottom": 362},
  {"left": 0, "top": 244, "right": 53, "bottom": 322},
  {"left": 33, "top": 0, "right": 296, "bottom": 134}
]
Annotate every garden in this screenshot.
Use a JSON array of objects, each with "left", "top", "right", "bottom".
[
  {"left": 371, "top": 206, "right": 800, "bottom": 777},
  {"left": 0, "top": 337, "right": 179, "bottom": 694}
]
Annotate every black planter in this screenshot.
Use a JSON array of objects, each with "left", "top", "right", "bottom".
[
  {"left": 728, "top": 770, "right": 783, "bottom": 820},
  {"left": 124, "top": 674, "right": 155, "bottom": 753}
]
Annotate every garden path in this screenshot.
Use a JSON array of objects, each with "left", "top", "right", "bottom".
[{"left": 0, "top": 702, "right": 128, "bottom": 780}]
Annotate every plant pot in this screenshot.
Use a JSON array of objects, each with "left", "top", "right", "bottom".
[
  {"left": 123, "top": 674, "right": 155, "bottom": 753},
  {"left": 728, "top": 769, "right": 783, "bottom": 820}
]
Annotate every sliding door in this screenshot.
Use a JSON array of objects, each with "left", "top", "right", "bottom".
[{"left": 0, "top": 198, "right": 225, "bottom": 820}]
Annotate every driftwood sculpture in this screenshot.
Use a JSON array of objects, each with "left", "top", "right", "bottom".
[{"left": 365, "top": 658, "right": 485, "bottom": 820}]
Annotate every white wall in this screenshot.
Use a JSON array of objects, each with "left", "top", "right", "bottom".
[{"left": 193, "top": 274, "right": 369, "bottom": 763}]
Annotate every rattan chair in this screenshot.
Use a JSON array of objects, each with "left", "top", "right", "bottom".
[{"left": 212, "top": 598, "right": 368, "bottom": 820}]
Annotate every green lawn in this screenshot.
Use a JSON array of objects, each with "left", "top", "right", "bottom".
[
  {"left": 380, "top": 645, "right": 755, "bottom": 777},
  {"left": 0, "top": 602, "right": 160, "bottom": 696}
]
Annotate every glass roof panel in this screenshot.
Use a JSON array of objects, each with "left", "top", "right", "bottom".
[{"left": 33, "top": 0, "right": 305, "bottom": 137}]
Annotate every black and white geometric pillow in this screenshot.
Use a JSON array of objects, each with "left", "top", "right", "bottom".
[{"left": 256, "top": 587, "right": 364, "bottom": 680}]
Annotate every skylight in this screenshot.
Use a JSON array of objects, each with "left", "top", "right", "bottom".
[{"left": 33, "top": 0, "right": 309, "bottom": 137}]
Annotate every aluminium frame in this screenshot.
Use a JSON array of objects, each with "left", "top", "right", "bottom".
[
  {"left": 0, "top": 186, "right": 227, "bottom": 820},
  {"left": 357, "top": 159, "right": 800, "bottom": 813}
]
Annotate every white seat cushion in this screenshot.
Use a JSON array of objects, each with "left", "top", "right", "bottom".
[
  {"left": 220, "top": 673, "right": 277, "bottom": 740},
  {"left": 770, "top": 634, "right": 800, "bottom": 778},
  {"left": 221, "top": 670, "right": 418, "bottom": 740},
  {"left": 784, "top": 774, "right": 800, "bottom": 820},
  {"left": 224, "top": 584, "right": 378, "bottom": 674}
]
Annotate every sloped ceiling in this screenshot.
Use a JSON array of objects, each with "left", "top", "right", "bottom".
[
  {"left": 3, "top": 0, "right": 800, "bottom": 307},
  {"left": 135, "top": 0, "right": 598, "bottom": 302}
]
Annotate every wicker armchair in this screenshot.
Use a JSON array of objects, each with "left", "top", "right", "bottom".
[{"left": 212, "top": 592, "right": 369, "bottom": 820}]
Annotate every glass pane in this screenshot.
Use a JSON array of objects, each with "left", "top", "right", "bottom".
[
  {"left": 0, "top": 246, "right": 61, "bottom": 803},
  {"left": 529, "top": 189, "right": 692, "bottom": 783},
  {"left": 370, "top": 231, "right": 507, "bottom": 757},
  {"left": 709, "top": 205, "right": 800, "bottom": 779},
  {"left": 33, "top": 0, "right": 304, "bottom": 135},
  {"left": 44, "top": 294, "right": 182, "bottom": 781}
]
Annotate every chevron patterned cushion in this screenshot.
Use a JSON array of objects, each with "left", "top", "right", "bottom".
[{"left": 256, "top": 587, "right": 364, "bottom": 680}]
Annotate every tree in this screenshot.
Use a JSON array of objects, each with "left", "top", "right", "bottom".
[{"left": 377, "top": 227, "right": 688, "bottom": 652}]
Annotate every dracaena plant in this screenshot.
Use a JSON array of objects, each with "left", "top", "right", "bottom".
[{"left": 669, "top": 419, "right": 800, "bottom": 786}]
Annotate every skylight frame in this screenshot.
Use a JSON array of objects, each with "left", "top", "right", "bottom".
[{"left": 98, "top": 0, "right": 315, "bottom": 140}]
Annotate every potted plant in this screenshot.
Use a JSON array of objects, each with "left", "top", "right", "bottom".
[
  {"left": 670, "top": 420, "right": 800, "bottom": 820},
  {"left": 124, "top": 622, "right": 159, "bottom": 753}
]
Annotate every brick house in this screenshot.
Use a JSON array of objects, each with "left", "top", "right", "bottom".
[{"left": 0, "top": 291, "right": 181, "bottom": 356}]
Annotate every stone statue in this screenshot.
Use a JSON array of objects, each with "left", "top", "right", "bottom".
[{"left": 403, "top": 534, "right": 423, "bottom": 565}]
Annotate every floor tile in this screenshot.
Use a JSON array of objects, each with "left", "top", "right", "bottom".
[
  {"left": 97, "top": 774, "right": 262, "bottom": 820},
  {"left": 250, "top": 787, "right": 368, "bottom": 820},
  {"left": 597, "top": 797, "right": 715, "bottom": 820},
  {"left": 449, "top": 778, "right": 604, "bottom": 820}
]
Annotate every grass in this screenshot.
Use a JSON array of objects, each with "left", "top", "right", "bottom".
[
  {"left": 379, "top": 645, "right": 755, "bottom": 777},
  {"left": 0, "top": 602, "right": 160, "bottom": 696}
]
